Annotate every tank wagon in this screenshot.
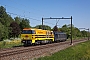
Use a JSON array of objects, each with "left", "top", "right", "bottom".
[{"left": 21, "top": 28, "right": 67, "bottom": 46}]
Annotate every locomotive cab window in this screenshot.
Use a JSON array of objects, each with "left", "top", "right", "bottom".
[
  {"left": 32, "top": 30, "right": 36, "bottom": 34},
  {"left": 21, "top": 30, "right": 35, "bottom": 34}
]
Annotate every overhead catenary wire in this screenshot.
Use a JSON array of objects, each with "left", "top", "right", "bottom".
[
  {"left": 7, "top": 0, "right": 53, "bottom": 20},
  {"left": 0, "top": 3, "right": 39, "bottom": 20},
  {"left": 7, "top": 12, "right": 41, "bottom": 21},
  {"left": 0, "top": 3, "right": 56, "bottom": 27},
  {"left": 7, "top": 12, "right": 55, "bottom": 26},
  {"left": 9, "top": 0, "right": 44, "bottom": 15},
  {"left": 2, "top": 0, "right": 45, "bottom": 18}
]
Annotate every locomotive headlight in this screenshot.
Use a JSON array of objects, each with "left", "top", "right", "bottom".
[{"left": 22, "top": 40, "right": 25, "bottom": 43}]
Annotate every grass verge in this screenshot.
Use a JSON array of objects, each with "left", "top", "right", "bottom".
[
  {"left": 0, "top": 39, "right": 22, "bottom": 49},
  {"left": 36, "top": 40, "right": 90, "bottom": 60}
]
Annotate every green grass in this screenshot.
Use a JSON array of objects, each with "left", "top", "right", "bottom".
[
  {"left": 67, "top": 37, "right": 87, "bottom": 40},
  {"left": 36, "top": 40, "right": 90, "bottom": 60},
  {"left": 0, "top": 42, "right": 22, "bottom": 49}
]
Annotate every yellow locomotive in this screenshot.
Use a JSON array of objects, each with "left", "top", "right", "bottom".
[{"left": 21, "top": 28, "right": 54, "bottom": 46}]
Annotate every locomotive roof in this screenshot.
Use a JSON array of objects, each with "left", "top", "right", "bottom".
[
  {"left": 54, "top": 32, "right": 66, "bottom": 34},
  {"left": 23, "top": 28, "right": 42, "bottom": 30},
  {"left": 23, "top": 28, "right": 52, "bottom": 31}
]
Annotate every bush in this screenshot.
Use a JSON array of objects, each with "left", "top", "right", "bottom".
[{"left": 0, "top": 39, "right": 22, "bottom": 49}]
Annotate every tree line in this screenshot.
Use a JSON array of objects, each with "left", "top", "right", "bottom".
[
  {"left": 34, "top": 24, "right": 90, "bottom": 39},
  {"left": 0, "top": 6, "right": 89, "bottom": 41},
  {"left": 0, "top": 6, "right": 30, "bottom": 41}
]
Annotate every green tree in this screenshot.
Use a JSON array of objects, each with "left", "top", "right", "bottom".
[
  {"left": 73, "top": 27, "right": 81, "bottom": 38},
  {"left": 0, "top": 6, "right": 13, "bottom": 27},
  {"left": 8, "top": 27, "right": 12, "bottom": 39},
  {"left": 35, "top": 25, "right": 51, "bottom": 30},
  {"left": 0, "top": 22, "right": 9, "bottom": 40},
  {"left": 0, "top": 6, "right": 14, "bottom": 40},
  {"left": 20, "top": 18, "right": 30, "bottom": 31},
  {"left": 59, "top": 24, "right": 71, "bottom": 38},
  {"left": 0, "top": 22, "right": 5, "bottom": 41},
  {"left": 81, "top": 30, "right": 88, "bottom": 37},
  {"left": 14, "top": 17, "right": 21, "bottom": 25},
  {"left": 59, "top": 24, "right": 82, "bottom": 39}
]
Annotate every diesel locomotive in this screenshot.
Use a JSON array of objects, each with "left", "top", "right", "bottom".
[{"left": 21, "top": 28, "right": 67, "bottom": 46}]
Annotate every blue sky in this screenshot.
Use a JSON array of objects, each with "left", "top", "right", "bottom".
[{"left": 0, "top": 0, "right": 90, "bottom": 29}]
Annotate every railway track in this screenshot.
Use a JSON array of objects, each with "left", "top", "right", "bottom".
[
  {"left": 0, "top": 38, "right": 87, "bottom": 52},
  {"left": 0, "top": 38, "right": 88, "bottom": 58},
  {"left": 0, "top": 46, "right": 24, "bottom": 52}
]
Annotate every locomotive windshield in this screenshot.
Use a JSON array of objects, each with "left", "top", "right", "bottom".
[{"left": 21, "top": 30, "right": 35, "bottom": 34}]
